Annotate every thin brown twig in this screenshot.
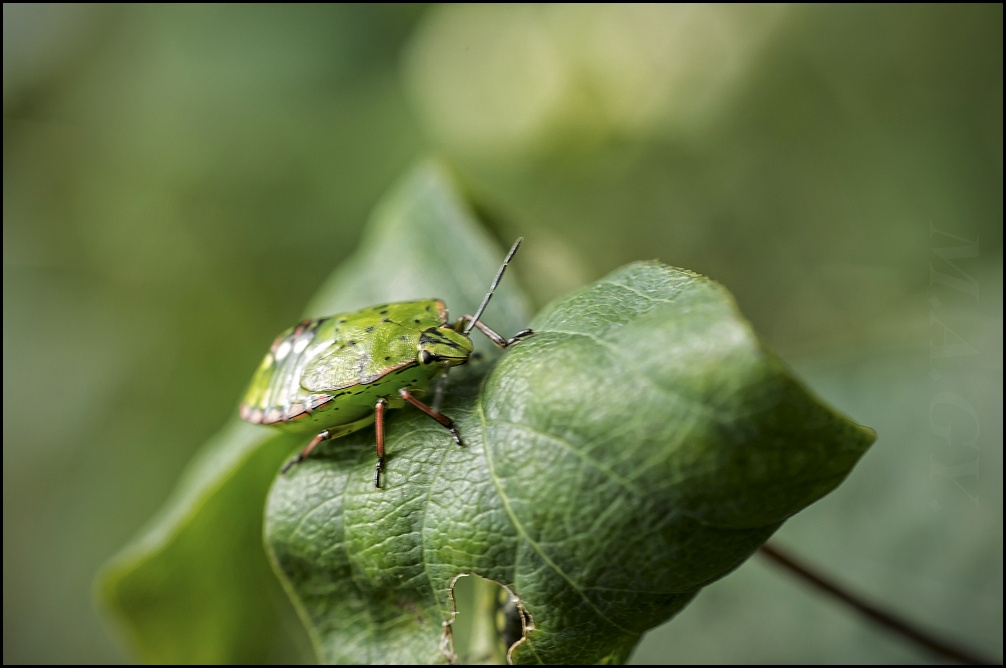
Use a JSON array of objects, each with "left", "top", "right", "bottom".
[{"left": 758, "top": 542, "right": 997, "bottom": 665}]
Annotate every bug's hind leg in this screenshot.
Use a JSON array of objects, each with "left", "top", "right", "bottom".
[
  {"left": 399, "top": 388, "right": 464, "bottom": 447},
  {"left": 282, "top": 428, "right": 333, "bottom": 474}
]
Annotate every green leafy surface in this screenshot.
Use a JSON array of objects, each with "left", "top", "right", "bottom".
[
  {"left": 99, "top": 159, "right": 873, "bottom": 663},
  {"left": 265, "top": 222, "right": 876, "bottom": 659},
  {"left": 97, "top": 422, "right": 301, "bottom": 663}
]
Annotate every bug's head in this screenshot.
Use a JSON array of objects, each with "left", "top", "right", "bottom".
[{"left": 417, "top": 325, "right": 473, "bottom": 367}]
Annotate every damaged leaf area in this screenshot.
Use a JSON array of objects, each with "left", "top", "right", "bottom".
[{"left": 265, "top": 166, "right": 874, "bottom": 664}]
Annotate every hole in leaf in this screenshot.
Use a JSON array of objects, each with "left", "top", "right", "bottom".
[{"left": 448, "top": 574, "right": 531, "bottom": 664}]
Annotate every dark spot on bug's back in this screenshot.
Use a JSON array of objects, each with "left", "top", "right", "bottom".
[
  {"left": 425, "top": 305, "right": 431, "bottom": 311},
  {"left": 365, "top": 326, "right": 374, "bottom": 333},
  {"left": 382, "top": 318, "right": 392, "bottom": 323},
  {"left": 379, "top": 310, "right": 389, "bottom": 315},
  {"left": 414, "top": 319, "right": 421, "bottom": 324},
  {"left": 348, "top": 340, "right": 357, "bottom": 346},
  {"left": 384, "top": 356, "right": 390, "bottom": 361},
  {"left": 400, "top": 335, "right": 408, "bottom": 341}
]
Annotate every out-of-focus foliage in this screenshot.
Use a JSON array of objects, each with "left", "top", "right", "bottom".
[{"left": 3, "top": 4, "right": 1001, "bottom": 664}]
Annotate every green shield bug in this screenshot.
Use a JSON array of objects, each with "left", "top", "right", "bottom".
[{"left": 240, "top": 238, "right": 533, "bottom": 487}]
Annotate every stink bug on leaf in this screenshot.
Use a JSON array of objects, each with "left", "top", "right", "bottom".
[{"left": 240, "top": 238, "right": 533, "bottom": 487}]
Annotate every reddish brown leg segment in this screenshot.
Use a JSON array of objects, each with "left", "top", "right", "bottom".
[
  {"left": 282, "top": 428, "right": 332, "bottom": 474},
  {"left": 399, "top": 388, "right": 464, "bottom": 447},
  {"left": 374, "top": 398, "right": 388, "bottom": 488}
]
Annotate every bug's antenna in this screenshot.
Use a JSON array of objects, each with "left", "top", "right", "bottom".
[{"left": 463, "top": 238, "right": 524, "bottom": 336}]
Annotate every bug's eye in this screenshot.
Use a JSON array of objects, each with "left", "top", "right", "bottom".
[{"left": 419, "top": 350, "right": 434, "bottom": 365}]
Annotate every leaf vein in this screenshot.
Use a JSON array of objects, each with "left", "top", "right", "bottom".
[
  {"left": 477, "top": 400, "right": 636, "bottom": 636},
  {"left": 535, "top": 328, "right": 727, "bottom": 422},
  {"left": 596, "top": 278, "right": 678, "bottom": 304},
  {"left": 419, "top": 431, "right": 453, "bottom": 618}
]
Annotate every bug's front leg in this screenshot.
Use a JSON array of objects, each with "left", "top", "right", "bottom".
[
  {"left": 282, "top": 428, "right": 333, "bottom": 474},
  {"left": 456, "top": 315, "right": 534, "bottom": 349},
  {"left": 374, "top": 398, "right": 388, "bottom": 488},
  {"left": 399, "top": 388, "right": 464, "bottom": 447}
]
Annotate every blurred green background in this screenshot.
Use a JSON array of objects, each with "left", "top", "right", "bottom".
[{"left": 3, "top": 4, "right": 1001, "bottom": 664}]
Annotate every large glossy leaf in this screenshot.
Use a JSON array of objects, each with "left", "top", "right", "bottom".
[
  {"left": 97, "top": 160, "right": 531, "bottom": 662},
  {"left": 265, "top": 259, "right": 876, "bottom": 662},
  {"left": 99, "top": 158, "right": 873, "bottom": 663}
]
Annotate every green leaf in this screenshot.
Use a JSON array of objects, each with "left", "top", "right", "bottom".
[
  {"left": 99, "top": 158, "right": 873, "bottom": 664},
  {"left": 97, "top": 159, "right": 530, "bottom": 662},
  {"left": 265, "top": 258, "right": 876, "bottom": 663},
  {"left": 97, "top": 422, "right": 302, "bottom": 663}
]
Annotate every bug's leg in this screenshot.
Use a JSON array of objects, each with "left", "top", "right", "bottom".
[
  {"left": 457, "top": 315, "right": 534, "bottom": 349},
  {"left": 399, "top": 388, "right": 464, "bottom": 447},
  {"left": 374, "top": 398, "right": 388, "bottom": 488},
  {"left": 282, "top": 428, "right": 332, "bottom": 474}
]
